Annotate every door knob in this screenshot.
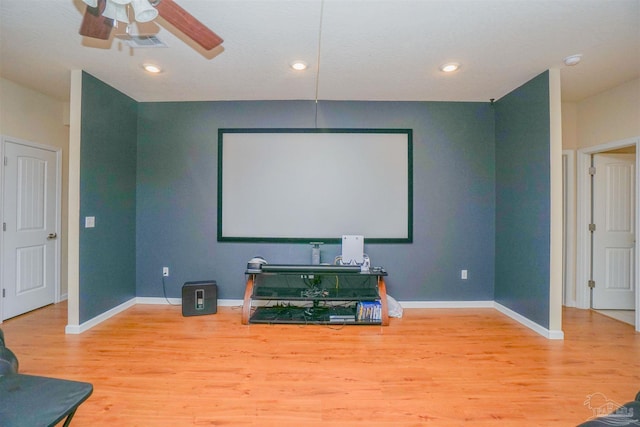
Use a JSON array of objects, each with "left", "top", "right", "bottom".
[{"left": 47, "top": 233, "right": 58, "bottom": 240}]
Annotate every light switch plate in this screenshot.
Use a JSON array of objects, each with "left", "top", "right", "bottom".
[{"left": 85, "top": 216, "right": 95, "bottom": 228}]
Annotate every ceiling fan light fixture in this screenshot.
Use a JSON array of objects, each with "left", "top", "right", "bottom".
[
  {"left": 131, "top": 0, "right": 158, "bottom": 23},
  {"left": 439, "top": 62, "right": 460, "bottom": 73},
  {"left": 143, "top": 63, "right": 162, "bottom": 73},
  {"left": 102, "top": 1, "right": 129, "bottom": 24},
  {"left": 290, "top": 61, "right": 308, "bottom": 71},
  {"left": 80, "top": 0, "right": 222, "bottom": 51}
]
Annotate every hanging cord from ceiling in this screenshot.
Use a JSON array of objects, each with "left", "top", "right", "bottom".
[{"left": 314, "top": 0, "right": 325, "bottom": 128}]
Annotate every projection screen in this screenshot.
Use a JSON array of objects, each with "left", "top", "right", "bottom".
[{"left": 217, "top": 128, "right": 412, "bottom": 243}]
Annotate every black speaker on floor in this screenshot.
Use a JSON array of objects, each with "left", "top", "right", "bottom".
[{"left": 182, "top": 281, "right": 217, "bottom": 317}]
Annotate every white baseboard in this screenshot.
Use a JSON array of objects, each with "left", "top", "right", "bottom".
[
  {"left": 398, "top": 300, "right": 494, "bottom": 308},
  {"left": 65, "top": 297, "right": 137, "bottom": 334},
  {"left": 64, "top": 298, "right": 564, "bottom": 340},
  {"left": 396, "top": 300, "right": 563, "bottom": 339},
  {"left": 135, "top": 297, "right": 243, "bottom": 306},
  {"left": 65, "top": 297, "right": 244, "bottom": 334},
  {"left": 135, "top": 296, "right": 182, "bottom": 305},
  {"left": 494, "top": 302, "right": 564, "bottom": 340}
]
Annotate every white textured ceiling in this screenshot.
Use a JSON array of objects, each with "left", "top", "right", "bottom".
[{"left": 0, "top": 0, "right": 638, "bottom": 103}]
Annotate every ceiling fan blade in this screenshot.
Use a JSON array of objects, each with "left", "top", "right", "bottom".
[
  {"left": 79, "top": 0, "right": 113, "bottom": 40},
  {"left": 155, "top": 0, "right": 223, "bottom": 50}
]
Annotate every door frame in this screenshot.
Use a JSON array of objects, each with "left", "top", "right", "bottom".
[
  {"left": 576, "top": 136, "right": 639, "bottom": 331},
  {"left": 563, "top": 150, "right": 577, "bottom": 307},
  {"left": 0, "top": 135, "right": 62, "bottom": 322}
]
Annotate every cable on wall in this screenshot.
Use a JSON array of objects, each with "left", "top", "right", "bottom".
[{"left": 162, "top": 276, "right": 181, "bottom": 306}]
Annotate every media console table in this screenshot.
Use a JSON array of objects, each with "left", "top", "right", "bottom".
[{"left": 242, "top": 264, "right": 389, "bottom": 325}]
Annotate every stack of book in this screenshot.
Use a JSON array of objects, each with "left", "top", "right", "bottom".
[{"left": 356, "top": 301, "right": 382, "bottom": 322}]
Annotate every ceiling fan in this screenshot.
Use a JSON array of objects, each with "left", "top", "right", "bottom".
[{"left": 79, "top": 0, "right": 223, "bottom": 50}]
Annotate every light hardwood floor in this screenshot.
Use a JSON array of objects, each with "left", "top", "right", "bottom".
[
  {"left": 1, "top": 303, "right": 639, "bottom": 426},
  {"left": 594, "top": 309, "right": 635, "bottom": 326}
]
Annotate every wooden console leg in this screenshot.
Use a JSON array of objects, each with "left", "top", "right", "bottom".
[
  {"left": 378, "top": 277, "right": 389, "bottom": 326},
  {"left": 242, "top": 275, "right": 254, "bottom": 325}
]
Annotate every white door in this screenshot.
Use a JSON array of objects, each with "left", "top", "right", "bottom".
[
  {"left": 2, "top": 140, "right": 59, "bottom": 320},
  {"left": 592, "top": 153, "right": 636, "bottom": 309}
]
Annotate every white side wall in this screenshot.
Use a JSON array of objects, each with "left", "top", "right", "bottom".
[
  {"left": 561, "top": 102, "right": 578, "bottom": 150},
  {"left": 562, "top": 77, "right": 640, "bottom": 331},
  {"left": 0, "top": 78, "right": 70, "bottom": 299},
  {"left": 576, "top": 78, "right": 640, "bottom": 149}
]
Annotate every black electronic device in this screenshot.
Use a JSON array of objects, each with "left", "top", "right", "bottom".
[{"left": 182, "top": 281, "right": 217, "bottom": 317}]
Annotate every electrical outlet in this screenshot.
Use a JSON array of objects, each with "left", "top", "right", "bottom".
[
  {"left": 461, "top": 269, "right": 468, "bottom": 280},
  {"left": 162, "top": 267, "right": 169, "bottom": 277}
]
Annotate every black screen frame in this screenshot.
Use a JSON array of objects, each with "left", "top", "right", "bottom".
[{"left": 217, "top": 128, "right": 413, "bottom": 244}]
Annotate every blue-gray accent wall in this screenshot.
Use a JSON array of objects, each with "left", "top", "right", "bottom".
[
  {"left": 78, "top": 71, "right": 554, "bottom": 328},
  {"left": 135, "top": 101, "right": 496, "bottom": 301},
  {"left": 494, "top": 71, "right": 551, "bottom": 328},
  {"left": 79, "top": 72, "right": 138, "bottom": 322}
]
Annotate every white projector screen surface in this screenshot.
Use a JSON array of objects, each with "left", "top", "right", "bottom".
[{"left": 218, "top": 129, "right": 412, "bottom": 243}]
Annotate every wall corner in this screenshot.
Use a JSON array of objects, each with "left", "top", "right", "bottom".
[{"left": 549, "top": 68, "right": 564, "bottom": 332}]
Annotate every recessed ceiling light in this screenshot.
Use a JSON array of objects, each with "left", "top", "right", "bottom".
[
  {"left": 290, "top": 61, "right": 308, "bottom": 71},
  {"left": 563, "top": 54, "right": 583, "bottom": 66},
  {"left": 143, "top": 63, "right": 162, "bottom": 73},
  {"left": 439, "top": 63, "right": 460, "bottom": 73}
]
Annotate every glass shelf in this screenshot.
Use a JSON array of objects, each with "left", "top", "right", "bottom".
[
  {"left": 242, "top": 267, "right": 389, "bottom": 325},
  {"left": 249, "top": 305, "right": 381, "bottom": 325},
  {"left": 252, "top": 273, "right": 378, "bottom": 299}
]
